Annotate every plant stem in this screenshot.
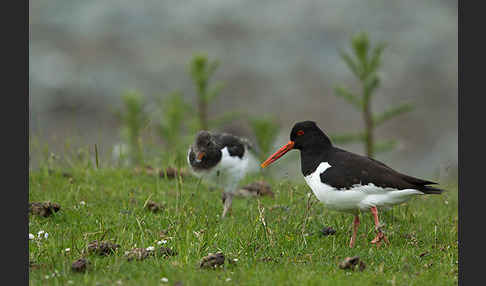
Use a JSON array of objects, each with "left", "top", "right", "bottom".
[
  {"left": 363, "top": 91, "right": 374, "bottom": 157},
  {"left": 198, "top": 95, "right": 208, "bottom": 130}
]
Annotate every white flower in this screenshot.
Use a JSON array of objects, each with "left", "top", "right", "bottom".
[
  {"left": 225, "top": 278, "right": 232, "bottom": 282},
  {"left": 51, "top": 270, "right": 59, "bottom": 277},
  {"left": 44, "top": 232, "right": 49, "bottom": 239},
  {"left": 233, "top": 258, "right": 239, "bottom": 262},
  {"left": 29, "top": 233, "right": 34, "bottom": 240},
  {"left": 146, "top": 246, "right": 155, "bottom": 251},
  {"left": 37, "top": 230, "right": 45, "bottom": 237},
  {"left": 65, "top": 248, "right": 71, "bottom": 253},
  {"left": 157, "top": 240, "right": 168, "bottom": 245},
  {"left": 80, "top": 201, "right": 86, "bottom": 206},
  {"left": 161, "top": 277, "right": 169, "bottom": 283}
]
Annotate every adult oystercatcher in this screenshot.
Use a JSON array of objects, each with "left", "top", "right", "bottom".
[
  {"left": 261, "top": 121, "right": 444, "bottom": 247},
  {"left": 187, "top": 130, "right": 257, "bottom": 217}
]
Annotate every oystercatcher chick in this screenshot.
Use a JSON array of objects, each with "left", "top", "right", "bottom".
[
  {"left": 261, "top": 121, "right": 444, "bottom": 247},
  {"left": 187, "top": 130, "right": 257, "bottom": 218}
]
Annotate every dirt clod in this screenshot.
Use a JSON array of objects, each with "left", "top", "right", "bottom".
[
  {"left": 161, "top": 167, "right": 188, "bottom": 179},
  {"left": 339, "top": 256, "right": 366, "bottom": 271},
  {"left": 29, "top": 202, "right": 61, "bottom": 217},
  {"left": 125, "top": 246, "right": 177, "bottom": 261},
  {"left": 159, "top": 247, "right": 178, "bottom": 257},
  {"left": 235, "top": 181, "right": 274, "bottom": 198},
  {"left": 29, "top": 261, "right": 41, "bottom": 270},
  {"left": 404, "top": 231, "right": 419, "bottom": 246},
  {"left": 320, "top": 226, "right": 336, "bottom": 236},
  {"left": 145, "top": 201, "right": 164, "bottom": 213},
  {"left": 200, "top": 252, "right": 225, "bottom": 269},
  {"left": 125, "top": 248, "right": 152, "bottom": 261},
  {"left": 71, "top": 258, "right": 89, "bottom": 273},
  {"left": 134, "top": 165, "right": 160, "bottom": 176},
  {"left": 86, "top": 240, "right": 120, "bottom": 256}
]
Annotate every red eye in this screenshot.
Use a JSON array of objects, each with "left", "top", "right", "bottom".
[{"left": 297, "top": 130, "right": 304, "bottom": 136}]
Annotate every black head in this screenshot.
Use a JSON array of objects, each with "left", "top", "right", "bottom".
[
  {"left": 261, "top": 120, "right": 332, "bottom": 168},
  {"left": 192, "top": 130, "right": 219, "bottom": 162},
  {"left": 290, "top": 121, "right": 332, "bottom": 151},
  {"left": 195, "top": 131, "right": 213, "bottom": 149}
]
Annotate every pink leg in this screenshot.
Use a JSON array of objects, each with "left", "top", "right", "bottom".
[
  {"left": 370, "top": 206, "right": 390, "bottom": 246},
  {"left": 349, "top": 215, "right": 360, "bottom": 248}
]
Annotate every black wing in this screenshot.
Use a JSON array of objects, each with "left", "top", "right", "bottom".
[
  {"left": 212, "top": 133, "right": 250, "bottom": 158},
  {"left": 320, "top": 148, "right": 443, "bottom": 194},
  {"left": 365, "top": 155, "right": 437, "bottom": 186}
]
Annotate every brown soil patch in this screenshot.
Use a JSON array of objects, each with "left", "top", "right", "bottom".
[
  {"left": 134, "top": 166, "right": 190, "bottom": 179},
  {"left": 338, "top": 256, "right": 366, "bottom": 271},
  {"left": 200, "top": 252, "right": 225, "bottom": 269},
  {"left": 125, "top": 246, "right": 177, "bottom": 261},
  {"left": 145, "top": 200, "right": 164, "bottom": 213},
  {"left": 29, "top": 202, "right": 61, "bottom": 217},
  {"left": 161, "top": 167, "right": 189, "bottom": 179},
  {"left": 235, "top": 181, "right": 274, "bottom": 197},
  {"left": 71, "top": 258, "right": 89, "bottom": 273},
  {"left": 85, "top": 240, "right": 120, "bottom": 256},
  {"left": 320, "top": 226, "right": 336, "bottom": 236}
]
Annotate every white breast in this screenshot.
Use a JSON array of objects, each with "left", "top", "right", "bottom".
[
  {"left": 304, "top": 162, "right": 424, "bottom": 212},
  {"left": 189, "top": 147, "right": 252, "bottom": 192}
]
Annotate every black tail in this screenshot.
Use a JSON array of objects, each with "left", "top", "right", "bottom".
[
  {"left": 419, "top": 185, "right": 445, "bottom": 195},
  {"left": 400, "top": 174, "right": 445, "bottom": 194}
]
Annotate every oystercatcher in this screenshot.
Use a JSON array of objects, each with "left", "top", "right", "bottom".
[
  {"left": 261, "top": 121, "right": 444, "bottom": 247},
  {"left": 187, "top": 130, "right": 257, "bottom": 217}
]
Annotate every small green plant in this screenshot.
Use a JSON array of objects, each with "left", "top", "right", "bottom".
[
  {"left": 249, "top": 117, "right": 281, "bottom": 161},
  {"left": 189, "top": 54, "right": 242, "bottom": 132},
  {"left": 189, "top": 54, "right": 224, "bottom": 131},
  {"left": 116, "top": 91, "right": 149, "bottom": 166},
  {"left": 155, "top": 91, "right": 191, "bottom": 147},
  {"left": 332, "top": 32, "right": 413, "bottom": 157},
  {"left": 155, "top": 91, "right": 192, "bottom": 164}
]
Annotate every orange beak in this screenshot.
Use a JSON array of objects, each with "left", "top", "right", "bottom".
[
  {"left": 261, "top": 141, "right": 295, "bottom": 168},
  {"left": 197, "top": 152, "right": 206, "bottom": 161}
]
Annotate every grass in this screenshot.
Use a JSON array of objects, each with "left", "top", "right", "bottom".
[{"left": 29, "top": 165, "right": 458, "bottom": 285}]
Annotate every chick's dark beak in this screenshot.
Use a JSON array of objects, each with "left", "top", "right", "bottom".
[{"left": 197, "top": 151, "right": 206, "bottom": 161}]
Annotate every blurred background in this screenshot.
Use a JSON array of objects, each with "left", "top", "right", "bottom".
[{"left": 29, "top": 0, "right": 457, "bottom": 182}]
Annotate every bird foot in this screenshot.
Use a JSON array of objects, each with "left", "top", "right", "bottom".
[{"left": 371, "top": 231, "right": 389, "bottom": 246}]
